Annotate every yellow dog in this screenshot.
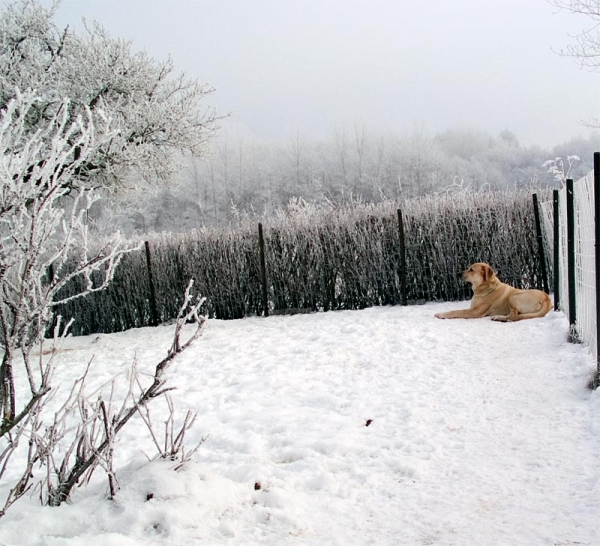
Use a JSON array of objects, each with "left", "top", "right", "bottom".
[{"left": 435, "top": 263, "right": 551, "bottom": 321}]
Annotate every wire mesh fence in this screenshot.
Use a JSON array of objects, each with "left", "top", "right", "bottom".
[
  {"left": 573, "top": 173, "right": 597, "bottom": 352},
  {"left": 540, "top": 195, "right": 560, "bottom": 303},
  {"left": 541, "top": 170, "right": 598, "bottom": 362},
  {"left": 540, "top": 190, "right": 568, "bottom": 314}
]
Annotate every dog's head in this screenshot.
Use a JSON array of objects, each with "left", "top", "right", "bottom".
[{"left": 461, "top": 262, "right": 496, "bottom": 289}]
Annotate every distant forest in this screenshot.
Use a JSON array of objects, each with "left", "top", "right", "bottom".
[{"left": 93, "top": 125, "right": 600, "bottom": 235}]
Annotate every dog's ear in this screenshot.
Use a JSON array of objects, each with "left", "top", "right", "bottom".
[{"left": 482, "top": 264, "right": 492, "bottom": 282}]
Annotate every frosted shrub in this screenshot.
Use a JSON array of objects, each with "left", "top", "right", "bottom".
[
  {"left": 56, "top": 189, "right": 549, "bottom": 334},
  {"left": 0, "top": 90, "right": 140, "bottom": 515}
]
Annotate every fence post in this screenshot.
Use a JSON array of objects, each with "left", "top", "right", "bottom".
[
  {"left": 553, "top": 189, "right": 560, "bottom": 312},
  {"left": 532, "top": 193, "right": 549, "bottom": 294},
  {"left": 594, "top": 152, "right": 600, "bottom": 384},
  {"left": 144, "top": 241, "right": 159, "bottom": 327},
  {"left": 396, "top": 209, "right": 407, "bottom": 305},
  {"left": 566, "top": 179, "right": 577, "bottom": 341},
  {"left": 258, "top": 223, "right": 269, "bottom": 317}
]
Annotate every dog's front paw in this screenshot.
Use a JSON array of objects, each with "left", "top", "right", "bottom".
[
  {"left": 491, "top": 315, "right": 509, "bottom": 322},
  {"left": 435, "top": 313, "right": 447, "bottom": 319}
]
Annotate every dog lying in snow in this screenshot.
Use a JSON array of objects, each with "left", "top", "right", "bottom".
[{"left": 434, "top": 262, "right": 551, "bottom": 321}]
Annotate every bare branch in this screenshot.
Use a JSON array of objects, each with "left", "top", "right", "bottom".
[
  {"left": 44, "top": 280, "right": 206, "bottom": 506},
  {"left": 551, "top": 0, "right": 600, "bottom": 71}
]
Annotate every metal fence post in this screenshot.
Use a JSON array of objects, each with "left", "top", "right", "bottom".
[
  {"left": 594, "top": 152, "right": 600, "bottom": 384},
  {"left": 396, "top": 209, "right": 407, "bottom": 305},
  {"left": 566, "top": 179, "right": 577, "bottom": 341},
  {"left": 144, "top": 240, "right": 159, "bottom": 327},
  {"left": 258, "top": 223, "right": 269, "bottom": 317},
  {"left": 532, "top": 193, "right": 549, "bottom": 294},
  {"left": 553, "top": 189, "right": 560, "bottom": 312}
]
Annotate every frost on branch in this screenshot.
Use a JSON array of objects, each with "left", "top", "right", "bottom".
[
  {"left": 0, "top": 0, "right": 220, "bottom": 187},
  {"left": 551, "top": 0, "right": 600, "bottom": 70},
  {"left": 543, "top": 156, "right": 581, "bottom": 186},
  {"left": 550, "top": 1, "right": 600, "bottom": 127},
  {"left": 0, "top": 90, "right": 138, "bottom": 515},
  {"left": 39, "top": 279, "right": 207, "bottom": 507}
]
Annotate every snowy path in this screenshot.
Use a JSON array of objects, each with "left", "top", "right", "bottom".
[{"left": 0, "top": 302, "right": 599, "bottom": 546}]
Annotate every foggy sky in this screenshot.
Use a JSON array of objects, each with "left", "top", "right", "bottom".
[{"left": 43, "top": 0, "right": 600, "bottom": 147}]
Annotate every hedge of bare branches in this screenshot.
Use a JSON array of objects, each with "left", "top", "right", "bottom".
[{"left": 55, "top": 190, "right": 551, "bottom": 335}]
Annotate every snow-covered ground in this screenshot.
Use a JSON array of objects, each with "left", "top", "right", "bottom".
[{"left": 1, "top": 301, "right": 599, "bottom": 546}]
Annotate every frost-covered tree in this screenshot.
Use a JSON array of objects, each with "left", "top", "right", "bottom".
[
  {"left": 0, "top": 0, "right": 220, "bottom": 187},
  {"left": 552, "top": 0, "right": 600, "bottom": 70},
  {"left": 0, "top": 90, "right": 137, "bottom": 514},
  {"left": 0, "top": 89, "right": 209, "bottom": 515},
  {"left": 552, "top": 0, "right": 600, "bottom": 126}
]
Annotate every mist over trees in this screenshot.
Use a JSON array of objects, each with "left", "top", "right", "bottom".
[
  {"left": 4, "top": 0, "right": 596, "bottom": 238},
  {"left": 96, "top": 124, "right": 600, "bottom": 234}
]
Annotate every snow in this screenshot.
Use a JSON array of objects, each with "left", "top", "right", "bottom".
[{"left": 1, "top": 301, "right": 599, "bottom": 546}]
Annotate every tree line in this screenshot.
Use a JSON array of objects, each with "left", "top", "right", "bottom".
[{"left": 95, "top": 125, "right": 600, "bottom": 235}]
